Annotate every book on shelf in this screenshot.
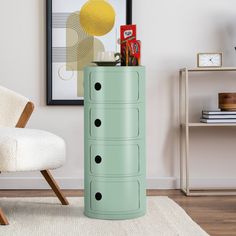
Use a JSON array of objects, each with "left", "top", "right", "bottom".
[
  {"left": 200, "top": 118, "right": 236, "bottom": 123},
  {"left": 202, "top": 114, "right": 236, "bottom": 119},
  {"left": 202, "top": 110, "right": 236, "bottom": 115}
]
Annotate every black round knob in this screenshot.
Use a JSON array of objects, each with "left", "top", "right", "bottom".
[
  {"left": 95, "top": 155, "right": 102, "bottom": 164},
  {"left": 94, "top": 82, "right": 101, "bottom": 91},
  {"left": 94, "top": 119, "right": 101, "bottom": 127},
  {"left": 95, "top": 192, "right": 102, "bottom": 201}
]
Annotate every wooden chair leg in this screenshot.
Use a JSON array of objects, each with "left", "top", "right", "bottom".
[
  {"left": 41, "top": 170, "right": 69, "bottom": 205},
  {"left": 0, "top": 208, "right": 9, "bottom": 225},
  {"left": 0, "top": 172, "right": 9, "bottom": 225}
]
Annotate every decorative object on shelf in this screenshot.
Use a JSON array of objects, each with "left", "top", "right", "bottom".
[
  {"left": 197, "top": 53, "right": 222, "bottom": 68},
  {"left": 219, "top": 93, "right": 236, "bottom": 111},
  {"left": 46, "top": 0, "right": 132, "bottom": 105},
  {"left": 120, "top": 25, "right": 141, "bottom": 66},
  {"left": 84, "top": 66, "right": 146, "bottom": 219},
  {"left": 200, "top": 95, "right": 236, "bottom": 123}
]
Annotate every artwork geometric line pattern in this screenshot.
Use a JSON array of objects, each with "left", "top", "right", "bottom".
[{"left": 52, "top": 13, "right": 71, "bottom": 28}]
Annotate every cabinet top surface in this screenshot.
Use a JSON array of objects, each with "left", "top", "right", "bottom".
[
  {"left": 85, "top": 66, "right": 145, "bottom": 72},
  {"left": 180, "top": 67, "right": 236, "bottom": 72}
]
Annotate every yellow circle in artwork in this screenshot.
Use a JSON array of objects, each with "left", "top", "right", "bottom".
[{"left": 80, "top": 0, "right": 115, "bottom": 36}]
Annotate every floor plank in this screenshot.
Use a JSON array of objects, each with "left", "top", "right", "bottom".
[{"left": 0, "top": 189, "right": 236, "bottom": 236}]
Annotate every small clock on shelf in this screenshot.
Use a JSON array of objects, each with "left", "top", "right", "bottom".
[{"left": 197, "top": 53, "right": 222, "bottom": 68}]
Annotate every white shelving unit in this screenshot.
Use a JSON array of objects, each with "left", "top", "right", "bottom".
[{"left": 179, "top": 67, "right": 236, "bottom": 196}]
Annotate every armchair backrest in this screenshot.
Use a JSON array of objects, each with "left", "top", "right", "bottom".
[{"left": 0, "top": 86, "right": 34, "bottom": 128}]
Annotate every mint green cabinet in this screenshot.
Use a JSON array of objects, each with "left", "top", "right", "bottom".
[{"left": 84, "top": 66, "right": 146, "bottom": 220}]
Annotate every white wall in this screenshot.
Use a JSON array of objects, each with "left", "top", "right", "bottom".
[{"left": 1, "top": 0, "right": 236, "bottom": 189}]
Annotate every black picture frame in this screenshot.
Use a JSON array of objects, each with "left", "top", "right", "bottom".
[{"left": 46, "top": 0, "right": 133, "bottom": 105}]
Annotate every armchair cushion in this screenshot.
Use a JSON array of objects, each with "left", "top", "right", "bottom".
[
  {"left": 0, "top": 128, "right": 66, "bottom": 172},
  {"left": 0, "top": 86, "right": 29, "bottom": 127}
]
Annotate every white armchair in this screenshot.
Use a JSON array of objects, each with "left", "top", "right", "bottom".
[{"left": 0, "top": 86, "right": 69, "bottom": 225}]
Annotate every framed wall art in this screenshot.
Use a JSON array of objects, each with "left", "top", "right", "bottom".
[{"left": 46, "top": 0, "right": 133, "bottom": 105}]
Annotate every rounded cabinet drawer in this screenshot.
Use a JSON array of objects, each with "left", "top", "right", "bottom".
[
  {"left": 90, "top": 180, "right": 140, "bottom": 213},
  {"left": 89, "top": 71, "right": 140, "bottom": 103},
  {"left": 90, "top": 108, "right": 139, "bottom": 139},
  {"left": 90, "top": 144, "right": 140, "bottom": 176}
]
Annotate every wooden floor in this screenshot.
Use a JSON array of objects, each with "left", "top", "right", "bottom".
[{"left": 1, "top": 189, "right": 236, "bottom": 236}]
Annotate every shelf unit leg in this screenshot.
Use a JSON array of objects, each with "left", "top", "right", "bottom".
[
  {"left": 185, "top": 126, "right": 190, "bottom": 195},
  {"left": 185, "top": 69, "right": 190, "bottom": 195},
  {"left": 180, "top": 126, "right": 183, "bottom": 190},
  {"left": 179, "top": 70, "right": 183, "bottom": 191}
]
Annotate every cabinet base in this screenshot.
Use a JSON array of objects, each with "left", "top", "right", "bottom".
[{"left": 84, "top": 210, "right": 146, "bottom": 220}]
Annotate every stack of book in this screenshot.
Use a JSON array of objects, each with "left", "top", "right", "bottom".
[{"left": 200, "top": 110, "right": 236, "bottom": 123}]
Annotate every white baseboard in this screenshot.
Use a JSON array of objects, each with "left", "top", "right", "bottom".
[
  {"left": 0, "top": 177, "right": 235, "bottom": 190},
  {"left": 146, "top": 177, "right": 178, "bottom": 189},
  {"left": 188, "top": 178, "right": 236, "bottom": 189}
]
